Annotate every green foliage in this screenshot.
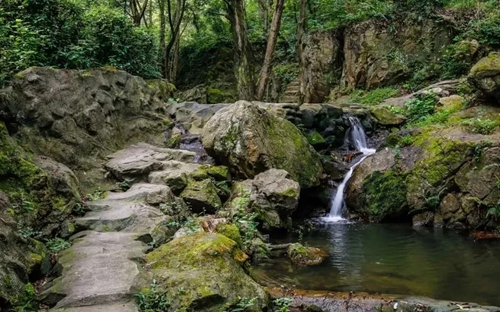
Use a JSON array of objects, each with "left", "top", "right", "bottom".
[
  {"left": 233, "top": 205, "right": 260, "bottom": 248},
  {"left": 18, "top": 227, "right": 42, "bottom": 239},
  {"left": 116, "top": 179, "right": 132, "bottom": 192},
  {"left": 45, "top": 237, "right": 71, "bottom": 253},
  {"left": 404, "top": 92, "right": 438, "bottom": 124},
  {"left": 0, "top": 0, "right": 159, "bottom": 86},
  {"left": 349, "top": 87, "right": 400, "bottom": 105},
  {"left": 135, "top": 279, "right": 171, "bottom": 312},
  {"left": 86, "top": 188, "right": 108, "bottom": 201},
  {"left": 11, "top": 283, "right": 40, "bottom": 312},
  {"left": 224, "top": 297, "right": 258, "bottom": 312},
  {"left": 462, "top": 118, "right": 500, "bottom": 134},
  {"left": 272, "top": 297, "right": 293, "bottom": 312}
]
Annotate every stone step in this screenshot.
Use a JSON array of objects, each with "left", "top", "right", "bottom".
[
  {"left": 51, "top": 301, "right": 139, "bottom": 312},
  {"left": 42, "top": 231, "right": 148, "bottom": 309}
]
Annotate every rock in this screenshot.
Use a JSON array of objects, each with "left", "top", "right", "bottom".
[
  {"left": 2, "top": 68, "right": 174, "bottom": 183},
  {"left": 300, "top": 31, "right": 341, "bottom": 103},
  {"left": 202, "top": 101, "right": 323, "bottom": 188},
  {"left": 286, "top": 243, "right": 329, "bottom": 267},
  {"left": 346, "top": 126, "right": 500, "bottom": 228},
  {"left": 167, "top": 102, "right": 229, "bottom": 134},
  {"left": 0, "top": 122, "right": 80, "bottom": 234},
  {"left": 105, "top": 143, "right": 196, "bottom": 181},
  {"left": 222, "top": 169, "right": 300, "bottom": 230},
  {"left": 0, "top": 223, "right": 50, "bottom": 306},
  {"left": 370, "top": 106, "right": 406, "bottom": 126},
  {"left": 145, "top": 233, "right": 269, "bottom": 311},
  {"left": 436, "top": 95, "right": 465, "bottom": 112},
  {"left": 342, "top": 18, "right": 453, "bottom": 90},
  {"left": 180, "top": 179, "right": 222, "bottom": 214},
  {"left": 469, "top": 52, "right": 500, "bottom": 103}
]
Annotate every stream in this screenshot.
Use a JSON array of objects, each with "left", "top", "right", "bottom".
[{"left": 255, "top": 222, "right": 500, "bottom": 306}]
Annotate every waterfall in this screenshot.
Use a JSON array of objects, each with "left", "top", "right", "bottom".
[{"left": 324, "top": 117, "right": 375, "bottom": 222}]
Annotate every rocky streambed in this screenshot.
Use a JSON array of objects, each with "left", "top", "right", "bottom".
[{"left": 1, "top": 57, "right": 500, "bottom": 311}]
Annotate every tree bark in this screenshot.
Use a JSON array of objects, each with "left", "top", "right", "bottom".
[
  {"left": 226, "top": 0, "right": 255, "bottom": 100},
  {"left": 256, "top": 0, "right": 286, "bottom": 101},
  {"left": 297, "top": 0, "right": 307, "bottom": 104},
  {"left": 164, "top": 0, "right": 186, "bottom": 80},
  {"left": 158, "top": 0, "right": 166, "bottom": 76}
]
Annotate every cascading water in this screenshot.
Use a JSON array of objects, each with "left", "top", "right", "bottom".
[{"left": 323, "top": 117, "right": 375, "bottom": 222}]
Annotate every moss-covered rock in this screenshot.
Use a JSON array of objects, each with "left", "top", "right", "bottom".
[
  {"left": 180, "top": 179, "right": 222, "bottom": 214},
  {"left": 202, "top": 101, "right": 323, "bottom": 188},
  {"left": 370, "top": 106, "right": 406, "bottom": 126},
  {"left": 286, "top": 243, "right": 329, "bottom": 267},
  {"left": 468, "top": 52, "right": 500, "bottom": 103},
  {"left": 0, "top": 122, "right": 80, "bottom": 234},
  {"left": 362, "top": 171, "right": 408, "bottom": 222},
  {"left": 145, "top": 233, "right": 269, "bottom": 311},
  {"left": 222, "top": 169, "right": 300, "bottom": 230}
]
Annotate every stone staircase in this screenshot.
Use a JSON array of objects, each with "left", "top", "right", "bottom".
[
  {"left": 40, "top": 144, "right": 201, "bottom": 311},
  {"left": 280, "top": 78, "right": 300, "bottom": 103}
]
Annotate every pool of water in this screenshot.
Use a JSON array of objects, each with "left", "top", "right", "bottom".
[{"left": 255, "top": 222, "right": 500, "bottom": 306}]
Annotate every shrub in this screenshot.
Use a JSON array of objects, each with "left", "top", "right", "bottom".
[
  {"left": 350, "top": 87, "right": 400, "bottom": 105},
  {"left": 404, "top": 92, "right": 438, "bottom": 123}
]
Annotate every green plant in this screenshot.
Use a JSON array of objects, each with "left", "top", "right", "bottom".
[
  {"left": 18, "top": 226, "right": 42, "bottom": 239},
  {"left": 224, "top": 297, "right": 258, "bottom": 312},
  {"left": 349, "top": 87, "right": 399, "bottom": 105},
  {"left": 45, "top": 237, "right": 71, "bottom": 253},
  {"left": 12, "top": 283, "right": 39, "bottom": 312},
  {"left": 233, "top": 206, "right": 259, "bottom": 248},
  {"left": 86, "top": 188, "right": 107, "bottom": 201},
  {"left": 135, "top": 279, "right": 171, "bottom": 312},
  {"left": 272, "top": 297, "right": 293, "bottom": 312},
  {"left": 404, "top": 92, "right": 438, "bottom": 123},
  {"left": 462, "top": 118, "right": 500, "bottom": 135},
  {"left": 116, "top": 179, "right": 132, "bottom": 192}
]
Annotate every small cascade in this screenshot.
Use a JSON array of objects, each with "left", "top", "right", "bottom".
[{"left": 324, "top": 117, "right": 375, "bottom": 222}]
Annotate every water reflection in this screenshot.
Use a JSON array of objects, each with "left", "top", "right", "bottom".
[{"left": 256, "top": 223, "right": 500, "bottom": 306}]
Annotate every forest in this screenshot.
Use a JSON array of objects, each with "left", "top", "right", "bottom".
[{"left": 1, "top": 0, "right": 499, "bottom": 98}]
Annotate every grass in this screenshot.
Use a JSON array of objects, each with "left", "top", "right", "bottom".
[{"left": 349, "top": 87, "right": 400, "bottom": 105}]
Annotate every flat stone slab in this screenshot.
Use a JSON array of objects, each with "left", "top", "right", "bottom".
[
  {"left": 51, "top": 301, "right": 139, "bottom": 312},
  {"left": 105, "top": 142, "right": 196, "bottom": 180},
  {"left": 43, "top": 231, "right": 148, "bottom": 309}
]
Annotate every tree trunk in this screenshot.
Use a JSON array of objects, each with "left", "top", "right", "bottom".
[
  {"left": 226, "top": 0, "right": 255, "bottom": 100},
  {"left": 297, "top": 0, "right": 307, "bottom": 104},
  {"left": 158, "top": 0, "right": 166, "bottom": 76},
  {"left": 256, "top": 0, "right": 286, "bottom": 101},
  {"left": 164, "top": 0, "right": 186, "bottom": 80},
  {"left": 256, "top": 0, "right": 269, "bottom": 33}
]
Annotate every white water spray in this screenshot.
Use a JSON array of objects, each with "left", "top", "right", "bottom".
[{"left": 323, "top": 117, "right": 375, "bottom": 222}]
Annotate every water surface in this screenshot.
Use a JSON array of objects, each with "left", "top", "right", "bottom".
[{"left": 255, "top": 222, "right": 500, "bottom": 306}]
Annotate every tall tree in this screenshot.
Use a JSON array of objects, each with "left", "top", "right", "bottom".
[
  {"left": 225, "top": 0, "right": 255, "bottom": 100},
  {"left": 129, "top": 0, "right": 149, "bottom": 25},
  {"left": 297, "top": 0, "right": 307, "bottom": 104},
  {"left": 158, "top": 0, "right": 167, "bottom": 75},
  {"left": 256, "top": 0, "right": 286, "bottom": 100},
  {"left": 159, "top": 0, "right": 187, "bottom": 80}
]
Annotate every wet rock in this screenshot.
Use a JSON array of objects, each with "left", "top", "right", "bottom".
[
  {"left": 145, "top": 233, "right": 269, "bottom": 311},
  {"left": 167, "top": 102, "right": 229, "bottom": 134},
  {"left": 468, "top": 52, "right": 500, "bottom": 103},
  {"left": 202, "top": 101, "right": 323, "bottom": 188},
  {"left": 222, "top": 169, "right": 300, "bottom": 230},
  {"left": 286, "top": 243, "right": 329, "bottom": 267}
]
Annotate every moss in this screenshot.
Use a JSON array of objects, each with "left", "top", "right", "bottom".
[
  {"left": 363, "top": 170, "right": 408, "bottom": 222},
  {"left": 207, "top": 88, "right": 226, "bottom": 104},
  {"left": 216, "top": 223, "right": 243, "bottom": 247},
  {"left": 469, "top": 52, "right": 500, "bottom": 75},
  {"left": 305, "top": 130, "right": 326, "bottom": 146}
]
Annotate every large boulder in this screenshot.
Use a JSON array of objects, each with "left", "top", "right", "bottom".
[
  {"left": 180, "top": 179, "right": 222, "bottom": 214},
  {"left": 145, "top": 233, "right": 269, "bottom": 311},
  {"left": 346, "top": 126, "right": 497, "bottom": 228},
  {"left": 1, "top": 67, "right": 174, "bottom": 186},
  {"left": 201, "top": 101, "right": 323, "bottom": 188},
  {"left": 222, "top": 169, "right": 300, "bottom": 230},
  {"left": 468, "top": 52, "right": 500, "bottom": 103}
]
